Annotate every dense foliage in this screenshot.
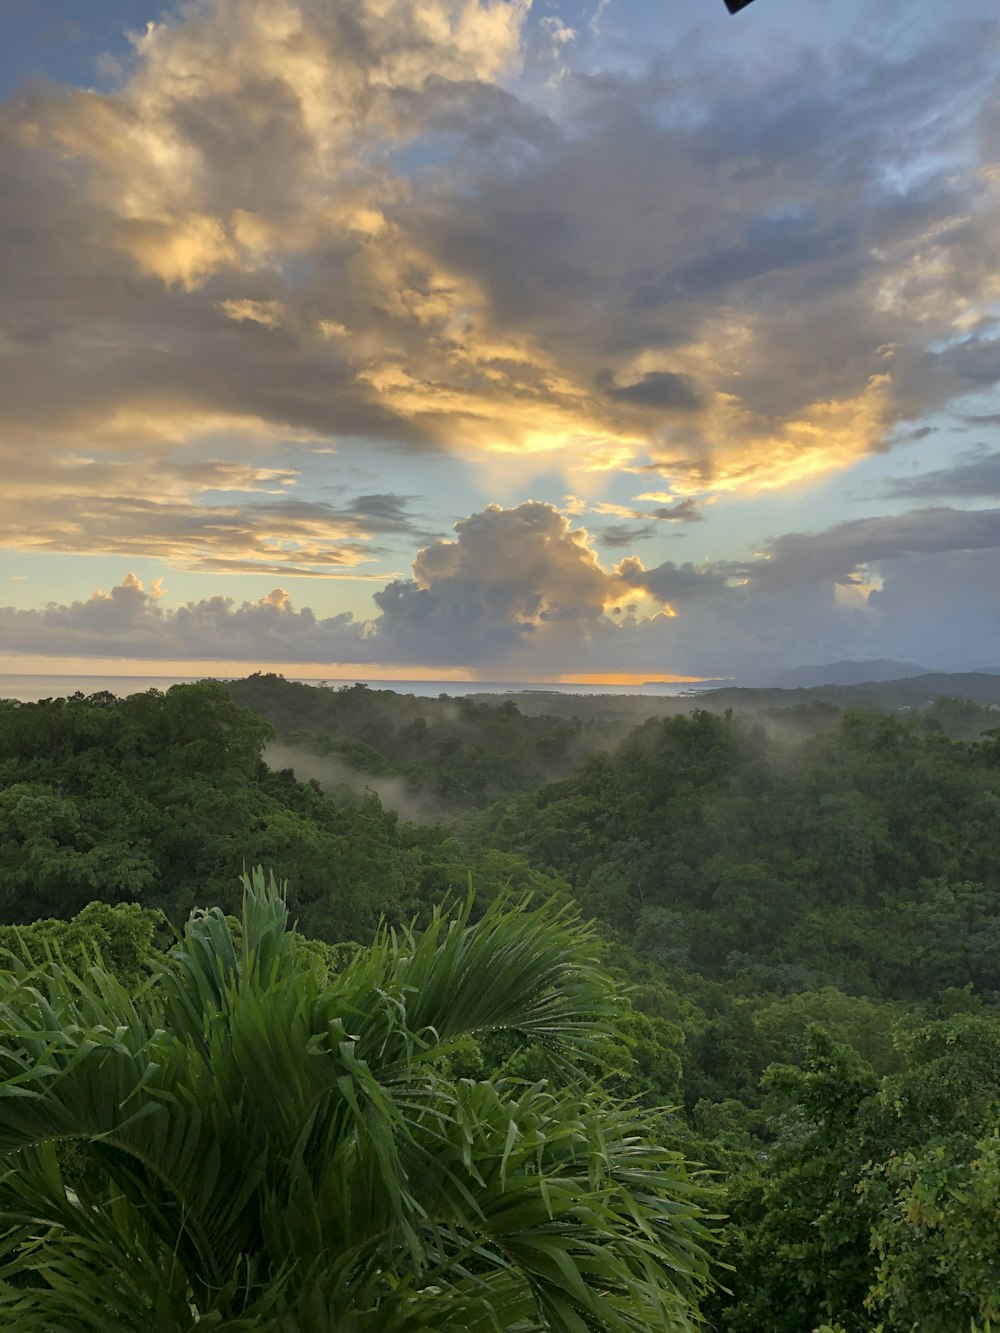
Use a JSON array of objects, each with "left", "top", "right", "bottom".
[
  {"left": 0, "top": 683, "right": 561, "bottom": 940},
  {"left": 1, "top": 675, "right": 999, "bottom": 1328},
  {"left": 483, "top": 707, "right": 1000, "bottom": 997},
  {"left": 225, "top": 673, "right": 621, "bottom": 811},
  {"left": 0, "top": 871, "right": 715, "bottom": 1330},
  {"left": 224, "top": 672, "right": 1000, "bottom": 816}
]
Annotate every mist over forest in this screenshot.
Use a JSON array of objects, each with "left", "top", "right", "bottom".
[{"left": 2, "top": 673, "right": 999, "bottom": 1328}]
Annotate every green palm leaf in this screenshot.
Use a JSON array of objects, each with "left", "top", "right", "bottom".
[{"left": 0, "top": 867, "right": 718, "bottom": 1329}]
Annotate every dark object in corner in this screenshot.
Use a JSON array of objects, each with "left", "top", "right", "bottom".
[{"left": 724, "top": 0, "right": 756, "bottom": 12}]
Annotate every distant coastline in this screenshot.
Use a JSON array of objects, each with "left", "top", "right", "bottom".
[{"left": 0, "top": 673, "right": 716, "bottom": 703}]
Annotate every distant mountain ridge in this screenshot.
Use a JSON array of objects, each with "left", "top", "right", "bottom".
[
  {"left": 753, "top": 659, "right": 931, "bottom": 688},
  {"left": 696, "top": 672, "right": 1000, "bottom": 715}
]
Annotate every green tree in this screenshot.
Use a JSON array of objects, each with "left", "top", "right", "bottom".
[
  {"left": 865, "top": 1132, "right": 1000, "bottom": 1331},
  {"left": 711, "top": 1029, "right": 880, "bottom": 1333},
  {"left": 713, "top": 1015, "right": 1000, "bottom": 1332},
  {"left": 0, "top": 899, "right": 164, "bottom": 989},
  {"left": 0, "top": 870, "right": 717, "bottom": 1331}
]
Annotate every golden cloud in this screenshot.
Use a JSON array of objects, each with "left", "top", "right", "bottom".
[{"left": 2, "top": 0, "right": 999, "bottom": 535}]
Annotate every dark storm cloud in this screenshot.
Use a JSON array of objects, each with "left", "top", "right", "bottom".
[{"left": 865, "top": 549, "right": 1000, "bottom": 670}]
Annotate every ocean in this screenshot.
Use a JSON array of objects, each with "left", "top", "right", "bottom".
[{"left": 0, "top": 674, "right": 709, "bottom": 703}]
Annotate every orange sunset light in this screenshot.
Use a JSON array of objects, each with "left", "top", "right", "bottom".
[{"left": 554, "top": 672, "right": 715, "bottom": 687}]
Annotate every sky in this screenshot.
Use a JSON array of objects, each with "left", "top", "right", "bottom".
[{"left": 0, "top": 0, "right": 998, "bottom": 683}]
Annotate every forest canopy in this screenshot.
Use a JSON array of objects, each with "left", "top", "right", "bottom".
[{"left": 1, "top": 675, "right": 998, "bottom": 1329}]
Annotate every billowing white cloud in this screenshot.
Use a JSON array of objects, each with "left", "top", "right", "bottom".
[
  {"left": 369, "top": 501, "right": 628, "bottom": 664},
  {"left": 4, "top": 501, "right": 1000, "bottom": 675}
]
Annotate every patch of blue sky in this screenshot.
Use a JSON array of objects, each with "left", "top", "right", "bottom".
[
  {"left": 0, "top": 550, "right": 166, "bottom": 610},
  {"left": 0, "top": 0, "right": 165, "bottom": 95}
]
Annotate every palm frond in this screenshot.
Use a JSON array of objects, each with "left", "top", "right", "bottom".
[{"left": 0, "top": 867, "right": 719, "bottom": 1329}]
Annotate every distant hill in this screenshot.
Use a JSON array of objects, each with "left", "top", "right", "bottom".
[
  {"left": 756, "top": 659, "right": 931, "bottom": 688},
  {"left": 695, "top": 672, "right": 1000, "bottom": 710},
  {"left": 465, "top": 671, "right": 1000, "bottom": 739}
]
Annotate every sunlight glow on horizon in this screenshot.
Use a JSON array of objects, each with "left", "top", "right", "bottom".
[{"left": 0, "top": 659, "right": 718, "bottom": 688}]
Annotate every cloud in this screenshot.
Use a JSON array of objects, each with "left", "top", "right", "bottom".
[
  {"left": 590, "top": 494, "right": 703, "bottom": 547},
  {"left": 5, "top": 499, "right": 1000, "bottom": 676},
  {"left": 0, "top": 441, "right": 426, "bottom": 574},
  {"left": 341, "top": 494, "right": 424, "bottom": 531},
  {"left": 881, "top": 448, "right": 1000, "bottom": 499},
  {"left": 370, "top": 501, "right": 625, "bottom": 664},
  {"left": 753, "top": 506, "right": 1000, "bottom": 588},
  {"left": 592, "top": 497, "right": 703, "bottom": 523},
  {"left": 0, "top": 574, "right": 369, "bottom": 661},
  {"left": 595, "top": 523, "right": 661, "bottom": 549},
  {"left": 865, "top": 549, "right": 1000, "bottom": 669},
  {"left": 0, "top": 503, "right": 634, "bottom": 669},
  {"left": 0, "top": 0, "right": 547, "bottom": 536},
  {"left": 617, "top": 558, "right": 734, "bottom": 606},
  {"left": 2, "top": 2, "right": 1000, "bottom": 673},
  {"left": 597, "top": 369, "right": 704, "bottom": 412},
  {"left": 0, "top": 0, "right": 998, "bottom": 547},
  {"left": 411, "top": 25, "right": 1000, "bottom": 486}
]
